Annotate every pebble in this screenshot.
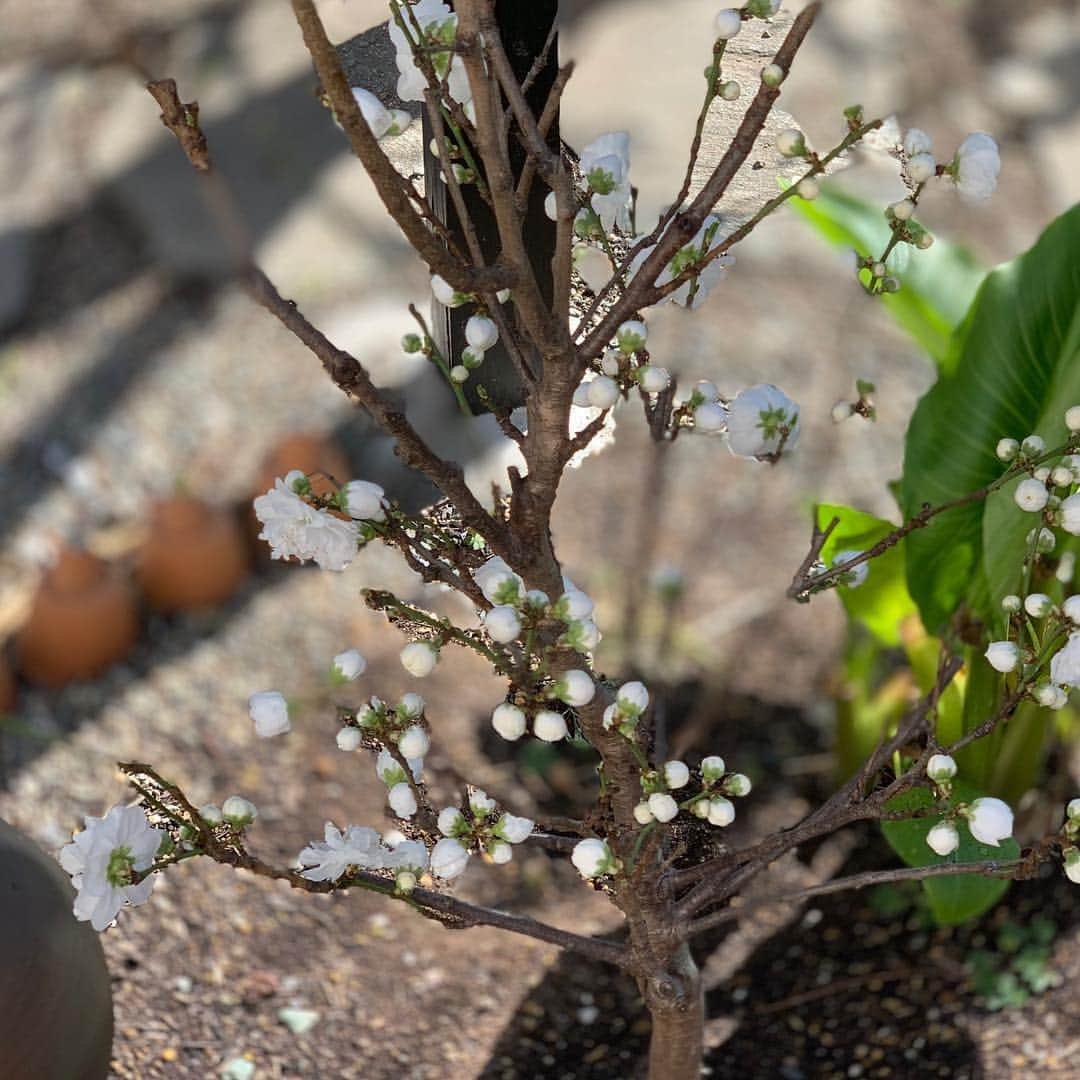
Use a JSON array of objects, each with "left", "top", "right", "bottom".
[{"left": 277, "top": 1006, "right": 320, "bottom": 1036}]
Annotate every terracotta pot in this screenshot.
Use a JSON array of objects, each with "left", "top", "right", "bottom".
[
  {"left": 0, "top": 651, "right": 15, "bottom": 713},
  {"left": 0, "top": 817, "right": 113, "bottom": 1079},
  {"left": 16, "top": 547, "right": 140, "bottom": 687},
  {"left": 135, "top": 497, "right": 250, "bottom": 613}
]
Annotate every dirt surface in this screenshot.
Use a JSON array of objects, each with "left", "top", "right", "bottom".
[{"left": 2, "top": 0, "right": 1080, "bottom": 1077}]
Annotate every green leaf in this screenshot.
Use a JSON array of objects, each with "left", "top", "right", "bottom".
[
  {"left": 900, "top": 203, "right": 1080, "bottom": 633},
  {"left": 881, "top": 778, "right": 1019, "bottom": 926},
  {"left": 816, "top": 503, "right": 916, "bottom": 645},
  {"left": 788, "top": 184, "right": 983, "bottom": 366}
]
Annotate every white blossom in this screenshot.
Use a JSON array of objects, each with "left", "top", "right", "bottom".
[
  {"left": 580, "top": 132, "right": 632, "bottom": 232},
  {"left": 200, "top": 804, "right": 223, "bottom": 824},
  {"left": 701, "top": 755, "right": 726, "bottom": 780},
  {"left": 996, "top": 437, "right": 1019, "bottom": 462},
  {"left": 707, "top": 797, "right": 736, "bottom": 827},
  {"left": 926, "top": 820, "right": 960, "bottom": 857},
  {"left": 438, "top": 807, "right": 466, "bottom": 837},
  {"left": 648, "top": 793, "right": 680, "bottom": 823},
  {"left": 555, "top": 669, "right": 596, "bottom": 707},
  {"left": 965, "top": 797, "right": 1013, "bottom": 847},
  {"left": 484, "top": 604, "right": 522, "bottom": 644},
  {"left": 398, "top": 725, "right": 430, "bottom": 760},
  {"left": 1034, "top": 682, "right": 1068, "bottom": 710},
  {"left": 951, "top": 133, "right": 1000, "bottom": 200},
  {"left": 726, "top": 384, "right": 800, "bottom": 459},
  {"left": 586, "top": 375, "right": 621, "bottom": 410},
  {"left": 342, "top": 480, "right": 387, "bottom": 523},
  {"left": 1067, "top": 799, "right": 1080, "bottom": 822},
  {"left": 663, "top": 761, "right": 690, "bottom": 789},
  {"left": 571, "top": 838, "right": 617, "bottom": 879},
  {"left": 297, "top": 823, "right": 387, "bottom": 882},
  {"left": 1060, "top": 493, "right": 1080, "bottom": 535},
  {"left": 906, "top": 153, "right": 936, "bottom": 184},
  {"left": 387, "top": 839, "right": 428, "bottom": 874},
  {"left": 388, "top": 782, "right": 419, "bottom": 819},
  {"left": 222, "top": 795, "right": 257, "bottom": 826},
  {"left": 1066, "top": 405, "right": 1080, "bottom": 432},
  {"left": 1024, "top": 593, "right": 1053, "bottom": 618},
  {"left": 401, "top": 641, "right": 439, "bottom": 678},
  {"left": 336, "top": 726, "right": 362, "bottom": 752},
  {"left": 616, "top": 680, "right": 649, "bottom": 717},
  {"left": 489, "top": 841, "right": 513, "bottom": 865},
  {"left": 249, "top": 690, "right": 291, "bottom": 738},
  {"left": 558, "top": 586, "right": 595, "bottom": 620},
  {"left": 331, "top": 649, "right": 367, "bottom": 682},
  {"left": 465, "top": 315, "right": 498, "bottom": 351},
  {"left": 350, "top": 88, "right": 408, "bottom": 140},
  {"left": 492, "top": 702, "right": 527, "bottom": 741},
  {"left": 1050, "top": 633, "right": 1080, "bottom": 686},
  {"left": 1014, "top": 478, "right": 1049, "bottom": 512},
  {"left": 902, "top": 128, "right": 933, "bottom": 157},
  {"left": 534, "top": 709, "right": 569, "bottom": 742},
  {"left": 388, "top": 0, "right": 471, "bottom": 106},
  {"left": 984, "top": 641, "right": 1020, "bottom": 673},
  {"left": 473, "top": 556, "right": 524, "bottom": 604},
  {"left": 431, "top": 837, "right": 470, "bottom": 880},
  {"left": 1065, "top": 848, "right": 1080, "bottom": 885},
  {"left": 431, "top": 274, "right": 466, "bottom": 308},
  {"left": 615, "top": 320, "right": 648, "bottom": 353},
  {"left": 713, "top": 9, "right": 742, "bottom": 39},
  {"left": 573, "top": 244, "right": 614, "bottom": 294},
  {"left": 59, "top": 805, "right": 164, "bottom": 931},
  {"left": 254, "top": 478, "right": 359, "bottom": 571},
  {"left": 832, "top": 549, "right": 868, "bottom": 588},
  {"left": 495, "top": 813, "right": 534, "bottom": 844},
  {"left": 927, "top": 754, "right": 957, "bottom": 782},
  {"left": 639, "top": 366, "right": 671, "bottom": 394},
  {"left": 398, "top": 692, "right": 425, "bottom": 719},
  {"left": 628, "top": 217, "right": 735, "bottom": 310},
  {"left": 634, "top": 801, "right": 655, "bottom": 824}
]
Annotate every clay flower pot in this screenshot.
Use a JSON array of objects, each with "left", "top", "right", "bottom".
[
  {"left": 0, "top": 651, "right": 15, "bottom": 714},
  {"left": 16, "top": 546, "right": 139, "bottom": 687},
  {"left": 135, "top": 497, "right": 250, "bottom": 613}
]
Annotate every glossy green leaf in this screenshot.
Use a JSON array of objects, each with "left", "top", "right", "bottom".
[
  {"left": 900, "top": 203, "right": 1080, "bottom": 633},
  {"left": 788, "top": 184, "right": 983, "bottom": 366},
  {"left": 882, "top": 779, "right": 1018, "bottom": 926},
  {"left": 816, "top": 503, "right": 916, "bottom": 645}
]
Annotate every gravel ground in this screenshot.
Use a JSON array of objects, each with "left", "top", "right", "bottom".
[{"left": 2, "top": 0, "right": 1080, "bottom": 1076}]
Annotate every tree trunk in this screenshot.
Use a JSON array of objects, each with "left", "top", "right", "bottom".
[{"left": 645, "top": 942, "right": 705, "bottom": 1080}]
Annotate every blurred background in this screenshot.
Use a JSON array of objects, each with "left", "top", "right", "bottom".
[{"left": 1, "top": 0, "right": 1079, "bottom": 1076}]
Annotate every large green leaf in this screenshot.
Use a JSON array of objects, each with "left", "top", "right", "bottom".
[
  {"left": 816, "top": 503, "right": 916, "bottom": 646},
  {"left": 789, "top": 184, "right": 983, "bottom": 366},
  {"left": 882, "top": 779, "right": 1019, "bottom": 926},
  {"left": 900, "top": 203, "right": 1080, "bottom": 633}
]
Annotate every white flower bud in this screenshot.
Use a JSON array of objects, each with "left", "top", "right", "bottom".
[
  {"left": 1035, "top": 466, "right": 1052, "bottom": 483},
  {"left": 222, "top": 795, "right": 257, "bottom": 827},
  {"left": 1052, "top": 466, "right": 1074, "bottom": 488},
  {"left": 492, "top": 702, "right": 527, "bottom": 741},
  {"left": 691, "top": 798, "right": 711, "bottom": 819},
  {"left": 1022, "top": 434, "right": 1046, "bottom": 456},
  {"left": 776, "top": 128, "right": 806, "bottom": 157},
  {"left": 336, "top": 726, "right": 362, "bottom": 752},
  {"left": 1034, "top": 682, "right": 1068, "bottom": 710},
  {"left": 397, "top": 725, "right": 430, "bottom": 760},
  {"left": 694, "top": 402, "right": 727, "bottom": 433},
  {"left": 469, "top": 789, "right": 496, "bottom": 818},
  {"left": 484, "top": 605, "right": 522, "bottom": 644},
  {"left": 1066, "top": 406, "right": 1080, "bottom": 432},
  {"left": 965, "top": 797, "right": 1013, "bottom": 847},
  {"left": 249, "top": 691, "right": 291, "bottom": 738},
  {"left": 1067, "top": 798, "right": 1080, "bottom": 822},
  {"left": 616, "top": 680, "right": 649, "bottom": 717},
  {"left": 342, "top": 480, "right": 386, "bottom": 522},
  {"left": 465, "top": 315, "right": 498, "bottom": 351},
  {"left": 283, "top": 469, "right": 307, "bottom": 493},
  {"left": 400, "top": 641, "right": 439, "bottom": 678},
  {"left": 524, "top": 589, "right": 550, "bottom": 610},
  {"left": 387, "top": 782, "right": 418, "bottom": 819},
  {"left": 1065, "top": 848, "right": 1080, "bottom": 885},
  {"left": 398, "top": 692, "right": 425, "bottom": 719},
  {"left": 1002, "top": 594, "right": 1022, "bottom": 613},
  {"left": 926, "top": 754, "right": 957, "bottom": 782},
  {"left": 648, "top": 793, "right": 680, "bottom": 823},
  {"left": 600, "top": 350, "right": 621, "bottom": 376},
  {"left": 544, "top": 191, "right": 558, "bottom": 221},
  {"left": 903, "top": 128, "right": 933, "bottom": 157},
  {"left": 1063, "top": 493, "right": 1080, "bottom": 536},
  {"left": 450, "top": 365, "right": 469, "bottom": 383},
  {"left": 495, "top": 813, "right": 534, "bottom": 844},
  {"left": 1024, "top": 593, "right": 1053, "bottom": 618},
  {"left": 1014, "top": 478, "right": 1049, "bottom": 512},
  {"left": 833, "top": 549, "right": 869, "bottom": 588},
  {"left": 461, "top": 346, "right": 485, "bottom": 370},
  {"left": 725, "top": 773, "right": 752, "bottom": 797},
  {"left": 720, "top": 80, "right": 741, "bottom": 101},
  {"left": 701, "top": 755, "right": 726, "bottom": 781},
  {"left": 558, "top": 586, "right": 594, "bottom": 620},
  {"left": 431, "top": 274, "right": 465, "bottom": 307},
  {"left": 832, "top": 401, "right": 854, "bottom": 423},
  {"left": 431, "top": 837, "right": 469, "bottom": 880},
  {"left": 586, "top": 375, "right": 621, "bottom": 410},
  {"left": 760, "top": 63, "right": 784, "bottom": 88},
  {"left": 890, "top": 199, "right": 915, "bottom": 221},
  {"left": 556, "top": 669, "right": 596, "bottom": 707},
  {"left": 1063, "top": 596, "right": 1080, "bottom": 623},
  {"left": 694, "top": 380, "right": 720, "bottom": 403},
  {"left": 331, "top": 648, "right": 367, "bottom": 681},
  {"left": 534, "top": 709, "right": 569, "bottom": 742},
  {"left": 200, "top": 804, "right": 223, "bottom": 824},
  {"left": 663, "top": 761, "right": 691, "bottom": 789},
  {"left": 571, "top": 838, "right": 617, "bottom": 879},
  {"left": 1059, "top": 552, "right": 1077, "bottom": 585},
  {"left": 906, "top": 153, "right": 936, "bottom": 184},
  {"left": 639, "top": 365, "right": 671, "bottom": 394},
  {"left": 395, "top": 869, "right": 418, "bottom": 893},
  {"left": 615, "top": 320, "right": 648, "bottom": 353},
  {"left": 984, "top": 640, "right": 1020, "bottom": 673},
  {"left": 489, "top": 840, "right": 513, "bottom": 864},
  {"left": 602, "top": 703, "right": 619, "bottom": 730},
  {"left": 796, "top": 178, "right": 820, "bottom": 200},
  {"left": 926, "top": 821, "right": 960, "bottom": 857},
  {"left": 438, "top": 807, "right": 466, "bottom": 837},
  {"left": 713, "top": 9, "right": 742, "bottom": 39},
  {"left": 707, "top": 796, "right": 736, "bottom": 827},
  {"left": 633, "top": 801, "right": 655, "bottom": 824}
]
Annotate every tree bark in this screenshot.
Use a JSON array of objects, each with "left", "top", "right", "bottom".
[{"left": 645, "top": 943, "right": 705, "bottom": 1080}]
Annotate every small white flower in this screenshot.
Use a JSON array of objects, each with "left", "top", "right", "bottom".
[
  {"left": 492, "top": 702, "right": 527, "bottom": 741},
  {"left": 906, "top": 153, "right": 937, "bottom": 184},
  {"left": 1014, "top": 478, "right": 1049, "bottom": 512},
  {"left": 616, "top": 680, "right": 649, "bottom": 717},
  {"left": 726, "top": 773, "right": 752, "bottom": 797},
  {"left": 469, "top": 789, "right": 496, "bottom": 818},
  {"left": 573, "top": 244, "right": 614, "bottom": 294},
  {"left": 397, "top": 725, "right": 430, "bottom": 760},
  {"left": 254, "top": 477, "right": 359, "bottom": 571},
  {"left": 297, "top": 823, "right": 387, "bottom": 882},
  {"left": 833, "top": 550, "right": 868, "bottom": 588},
  {"left": 1066, "top": 405, "right": 1080, "bottom": 432},
  {"left": 1060, "top": 493, "right": 1080, "bottom": 535},
  {"left": 387, "top": 839, "right": 428, "bottom": 875},
  {"left": 694, "top": 402, "right": 727, "bottom": 433},
  {"left": 1050, "top": 633, "right": 1080, "bottom": 686},
  {"left": 1065, "top": 848, "right": 1080, "bottom": 885},
  {"left": 760, "top": 63, "right": 784, "bottom": 87},
  {"left": 249, "top": 691, "right": 291, "bottom": 738},
  {"left": 534, "top": 709, "right": 569, "bottom": 742},
  {"left": 965, "top": 797, "right": 1013, "bottom": 847},
  {"left": 648, "top": 793, "right": 680, "bottom": 823},
  {"left": 1024, "top": 593, "right": 1053, "bottom": 618},
  {"left": 634, "top": 801, "right": 655, "bottom": 824},
  {"left": 996, "top": 437, "right": 1019, "bottom": 462},
  {"left": 580, "top": 132, "right": 632, "bottom": 232},
  {"left": 1022, "top": 434, "right": 1046, "bottom": 456},
  {"left": 1034, "top": 682, "right": 1068, "bottom": 710},
  {"left": 489, "top": 840, "right": 513, "bottom": 864},
  {"left": 336, "top": 726, "right": 362, "bottom": 752},
  {"left": 376, "top": 749, "right": 422, "bottom": 785},
  {"left": 616, "top": 320, "right": 648, "bottom": 353},
  {"left": 465, "top": 315, "right": 498, "bottom": 351},
  {"left": 555, "top": 669, "right": 596, "bottom": 707},
  {"left": 927, "top": 754, "right": 958, "bottom": 782},
  {"left": 557, "top": 587, "right": 594, "bottom": 620},
  {"left": 431, "top": 274, "right": 466, "bottom": 308},
  {"left": 351, "top": 87, "right": 396, "bottom": 139},
  {"left": 438, "top": 807, "right": 466, "bottom": 837},
  {"left": 713, "top": 8, "right": 742, "bottom": 39},
  {"left": 473, "top": 556, "right": 524, "bottom": 604},
  {"left": 951, "top": 133, "right": 1000, "bottom": 200},
  {"left": 431, "top": 837, "right": 470, "bottom": 880},
  {"left": 200, "top": 804, "right": 223, "bottom": 824},
  {"left": 222, "top": 795, "right": 257, "bottom": 826},
  {"left": 484, "top": 604, "right": 522, "bottom": 644},
  {"left": 398, "top": 692, "right": 425, "bottom": 719},
  {"left": 59, "top": 805, "right": 164, "bottom": 931},
  {"left": 984, "top": 641, "right": 1020, "bottom": 673},
  {"left": 400, "top": 641, "right": 439, "bottom": 678},
  {"left": 388, "top": 782, "right": 418, "bottom": 819},
  {"left": 902, "top": 128, "right": 933, "bottom": 157},
  {"left": 570, "top": 837, "right": 617, "bottom": 878},
  {"left": 495, "top": 813, "right": 534, "bottom": 844},
  {"left": 726, "top": 384, "right": 800, "bottom": 459},
  {"left": 639, "top": 366, "right": 671, "bottom": 394},
  {"left": 331, "top": 649, "right": 367, "bottom": 682},
  {"left": 707, "top": 797, "right": 736, "bottom": 827},
  {"left": 701, "top": 755, "right": 726, "bottom": 781},
  {"left": 342, "top": 480, "right": 386, "bottom": 523},
  {"left": 926, "top": 821, "right": 960, "bottom": 857},
  {"left": 1002, "top": 594, "right": 1022, "bottom": 613},
  {"left": 663, "top": 761, "right": 690, "bottom": 789},
  {"left": 585, "top": 375, "right": 621, "bottom": 410}
]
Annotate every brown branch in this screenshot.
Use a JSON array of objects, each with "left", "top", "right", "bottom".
[{"left": 147, "top": 79, "right": 210, "bottom": 170}]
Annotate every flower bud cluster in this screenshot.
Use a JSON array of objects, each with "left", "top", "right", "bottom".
[
  {"left": 925, "top": 793, "right": 1014, "bottom": 857},
  {"left": 433, "top": 791, "right": 534, "bottom": 878},
  {"left": 630, "top": 749, "right": 752, "bottom": 829}
]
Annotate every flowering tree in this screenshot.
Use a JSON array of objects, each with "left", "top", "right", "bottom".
[{"left": 60, "top": 2, "right": 1080, "bottom": 1076}]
